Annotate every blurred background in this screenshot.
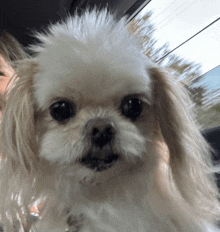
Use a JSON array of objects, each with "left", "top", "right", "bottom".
[
  {"left": 1, "top": 0, "right": 220, "bottom": 129},
  {"left": 130, "top": 0, "right": 220, "bottom": 129}
]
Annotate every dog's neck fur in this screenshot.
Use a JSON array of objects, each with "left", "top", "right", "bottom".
[
  {"left": 34, "top": 189, "right": 205, "bottom": 232},
  {"left": 33, "top": 163, "right": 204, "bottom": 232}
]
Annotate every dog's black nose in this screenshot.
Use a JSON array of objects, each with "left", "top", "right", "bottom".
[
  {"left": 86, "top": 118, "right": 116, "bottom": 147},
  {"left": 81, "top": 118, "right": 118, "bottom": 171},
  {"left": 91, "top": 126, "right": 114, "bottom": 147}
]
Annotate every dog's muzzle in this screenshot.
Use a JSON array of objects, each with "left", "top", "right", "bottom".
[{"left": 80, "top": 118, "right": 119, "bottom": 172}]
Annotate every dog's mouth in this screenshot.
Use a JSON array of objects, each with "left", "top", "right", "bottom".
[{"left": 80, "top": 147, "right": 119, "bottom": 172}]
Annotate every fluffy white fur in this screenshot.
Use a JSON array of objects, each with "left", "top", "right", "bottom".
[{"left": 1, "top": 9, "right": 220, "bottom": 232}]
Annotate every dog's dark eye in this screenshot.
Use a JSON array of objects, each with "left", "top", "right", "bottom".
[
  {"left": 50, "top": 101, "right": 75, "bottom": 123},
  {"left": 121, "top": 97, "right": 142, "bottom": 121}
]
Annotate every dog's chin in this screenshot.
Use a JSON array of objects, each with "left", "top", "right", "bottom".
[
  {"left": 77, "top": 153, "right": 146, "bottom": 189},
  {"left": 74, "top": 155, "right": 149, "bottom": 203}
]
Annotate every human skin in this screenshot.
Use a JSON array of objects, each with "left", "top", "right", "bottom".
[{"left": 0, "top": 55, "right": 15, "bottom": 95}]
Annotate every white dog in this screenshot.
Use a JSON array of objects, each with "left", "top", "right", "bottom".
[{"left": 1, "top": 9, "right": 220, "bottom": 232}]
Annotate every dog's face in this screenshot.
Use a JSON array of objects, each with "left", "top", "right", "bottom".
[{"left": 34, "top": 35, "right": 156, "bottom": 186}]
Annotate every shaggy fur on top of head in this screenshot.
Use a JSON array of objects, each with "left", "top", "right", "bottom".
[{"left": 0, "top": 9, "right": 220, "bottom": 232}]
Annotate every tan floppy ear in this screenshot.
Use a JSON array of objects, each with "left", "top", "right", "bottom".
[
  {"left": 0, "top": 59, "right": 39, "bottom": 231},
  {"left": 1, "top": 59, "right": 39, "bottom": 173},
  {"left": 149, "top": 67, "right": 220, "bottom": 223}
]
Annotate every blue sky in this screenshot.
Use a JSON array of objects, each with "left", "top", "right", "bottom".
[{"left": 202, "top": 65, "right": 220, "bottom": 90}]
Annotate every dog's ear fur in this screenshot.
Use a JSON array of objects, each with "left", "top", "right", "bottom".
[
  {"left": 150, "top": 67, "right": 220, "bottom": 223},
  {"left": 1, "top": 59, "right": 38, "bottom": 172},
  {"left": 0, "top": 59, "right": 39, "bottom": 230}
]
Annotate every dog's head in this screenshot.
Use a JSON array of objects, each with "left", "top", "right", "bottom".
[
  {"left": 1, "top": 9, "right": 219, "bottom": 226},
  {"left": 6, "top": 11, "right": 157, "bottom": 187}
]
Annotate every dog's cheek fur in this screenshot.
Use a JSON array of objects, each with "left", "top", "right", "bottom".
[{"left": 38, "top": 121, "right": 84, "bottom": 164}]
